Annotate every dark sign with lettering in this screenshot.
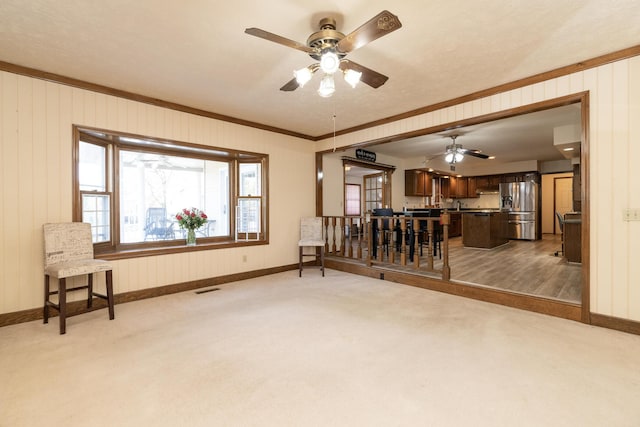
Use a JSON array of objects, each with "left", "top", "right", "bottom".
[{"left": 355, "top": 148, "right": 376, "bottom": 162}]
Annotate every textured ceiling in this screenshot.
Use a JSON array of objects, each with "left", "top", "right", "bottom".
[{"left": 1, "top": 0, "right": 639, "bottom": 140}]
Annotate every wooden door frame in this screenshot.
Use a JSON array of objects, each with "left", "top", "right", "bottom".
[{"left": 316, "top": 92, "right": 590, "bottom": 324}]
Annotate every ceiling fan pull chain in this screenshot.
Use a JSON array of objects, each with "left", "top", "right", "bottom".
[{"left": 332, "top": 112, "right": 337, "bottom": 152}]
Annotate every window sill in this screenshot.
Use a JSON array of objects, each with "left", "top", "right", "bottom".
[{"left": 96, "top": 239, "right": 268, "bottom": 261}]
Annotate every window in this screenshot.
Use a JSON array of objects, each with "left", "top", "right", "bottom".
[
  {"left": 73, "top": 126, "right": 268, "bottom": 257},
  {"left": 236, "top": 163, "right": 262, "bottom": 240},
  {"left": 364, "top": 173, "right": 384, "bottom": 212},
  {"left": 78, "top": 141, "right": 110, "bottom": 242},
  {"left": 344, "top": 184, "right": 361, "bottom": 216}
]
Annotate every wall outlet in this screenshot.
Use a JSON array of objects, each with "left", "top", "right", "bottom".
[
  {"left": 623, "top": 208, "right": 640, "bottom": 221},
  {"left": 242, "top": 255, "right": 247, "bottom": 262}
]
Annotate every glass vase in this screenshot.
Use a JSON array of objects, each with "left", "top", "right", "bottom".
[{"left": 186, "top": 229, "right": 197, "bottom": 246}]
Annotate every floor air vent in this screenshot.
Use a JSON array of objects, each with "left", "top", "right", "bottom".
[{"left": 195, "top": 288, "right": 220, "bottom": 294}]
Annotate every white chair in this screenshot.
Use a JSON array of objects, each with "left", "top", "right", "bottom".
[
  {"left": 298, "top": 217, "right": 325, "bottom": 277},
  {"left": 43, "top": 222, "right": 115, "bottom": 334}
]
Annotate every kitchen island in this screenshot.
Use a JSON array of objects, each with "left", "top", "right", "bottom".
[{"left": 462, "top": 211, "right": 508, "bottom": 249}]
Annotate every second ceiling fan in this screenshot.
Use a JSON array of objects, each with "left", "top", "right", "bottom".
[
  {"left": 245, "top": 10, "right": 402, "bottom": 97},
  {"left": 444, "top": 135, "right": 491, "bottom": 171}
]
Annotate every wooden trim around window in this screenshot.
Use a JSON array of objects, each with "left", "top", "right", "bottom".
[{"left": 73, "top": 126, "right": 269, "bottom": 257}]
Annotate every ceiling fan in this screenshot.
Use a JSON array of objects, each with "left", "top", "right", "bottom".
[
  {"left": 444, "top": 135, "right": 491, "bottom": 171},
  {"left": 244, "top": 10, "right": 402, "bottom": 97}
]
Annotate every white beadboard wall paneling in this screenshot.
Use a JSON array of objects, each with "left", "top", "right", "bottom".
[
  {"left": 611, "top": 61, "right": 630, "bottom": 318},
  {"left": 44, "top": 81, "right": 63, "bottom": 222},
  {"left": 556, "top": 75, "right": 571, "bottom": 98},
  {"left": 594, "top": 64, "right": 615, "bottom": 315},
  {"left": 17, "top": 75, "right": 36, "bottom": 308},
  {"left": 583, "top": 67, "right": 599, "bottom": 313},
  {"left": 95, "top": 92, "right": 108, "bottom": 130},
  {"left": 83, "top": 89, "right": 97, "bottom": 127},
  {"left": 629, "top": 57, "right": 640, "bottom": 321},
  {"left": 71, "top": 87, "right": 84, "bottom": 126},
  {"left": 59, "top": 85, "right": 74, "bottom": 216},
  {"left": 1, "top": 71, "right": 19, "bottom": 313},
  {"left": 31, "top": 78, "right": 49, "bottom": 306}
]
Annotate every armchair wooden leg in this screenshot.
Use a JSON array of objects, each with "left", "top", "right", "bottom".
[
  {"left": 320, "top": 247, "right": 325, "bottom": 277},
  {"left": 59, "top": 278, "right": 67, "bottom": 335},
  {"left": 106, "top": 270, "right": 115, "bottom": 320},
  {"left": 299, "top": 246, "right": 303, "bottom": 277},
  {"left": 44, "top": 275, "right": 50, "bottom": 324},
  {"left": 87, "top": 273, "right": 94, "bottom": 309}
]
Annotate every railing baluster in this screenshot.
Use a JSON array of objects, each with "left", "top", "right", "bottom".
[
  {"left": 441, "top": 212, "right": 451, "bottom": 281},
  {"left": 331, "top": 217, "right": 337, "bottom": 254},
  {"left": 356, "top": 216, "right": 363, "bottom": 259},
  {"left": 375, "top": 217, "right": 383, "bottom": 262},
  {"left": 367, "top": 219, "right": 373, "bottom": 266},
  {"left": 347, "top": 217, "right": 354, "bottom": 258},
  {"left": 426, "top": 220, "right": 434, "bottom": 270},
  {"left": 413, "top": 218, "right": 420, "bottom": 269},
  {"left": 323, "top": 217, "right": 329, "bottom": 254},
  {"left": 322, "top": 214, "right": 450, "bottom": 279},
  {"left": 398, "top": 217, "right": 405, "bottom": 265}
]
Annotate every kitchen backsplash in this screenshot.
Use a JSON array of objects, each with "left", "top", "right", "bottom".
[
  {"left": 452, "top": 194, "right": 500, "bottom": 209},
  {"left": 404, "top": 194, "right": 500, "bottom": 209}
]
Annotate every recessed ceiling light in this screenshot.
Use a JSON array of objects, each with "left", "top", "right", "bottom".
[
  {"left": 563, "top": 147, "right": 574, "bottom": 151},
  {"left": 488, "top": 156, "right": 496, "bottom": 159}
]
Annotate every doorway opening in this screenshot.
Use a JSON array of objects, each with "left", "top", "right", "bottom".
[{"left": 318, "top": 92, "right": 589, "bottom": 322}]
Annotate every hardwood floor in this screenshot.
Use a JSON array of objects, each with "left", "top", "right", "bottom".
[
  {"left": 339, "top": 233, "right": 582, "bottom": 304},
  {"left": 445, "top": 234, "right": 582, "bottom": 303}
]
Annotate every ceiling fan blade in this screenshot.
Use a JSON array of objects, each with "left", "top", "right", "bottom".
[
  {"left": 280, "top": 77, "right": 299, "bottom": 92},
  {"left": 462, "top": 149, "right": 490, "bottom": 159},
  {"left": 336, "top": 10, "right": 402, "bottom": 54},
  {"left": 340, "top": 60, "right": 388, "bottom": 88},
  {"left": 244, "top": 27, "right": 314, "bottom": 54}
]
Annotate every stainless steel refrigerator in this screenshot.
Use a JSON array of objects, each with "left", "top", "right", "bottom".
[{"left": 500, "top": 182, "right": 539, "bottom": 240}]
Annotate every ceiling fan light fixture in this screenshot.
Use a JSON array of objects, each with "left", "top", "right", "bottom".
[
  {"left": 343, "top": 69, "right": 362, "bottom": 88},
  {"left": 294, "top": 67, "right": 313, "bottom": 87},
  {"left": 444, "top": 152, "right": 454, "bottom": 163},
  {"left": 320, "top": 51, "right": 340, "bottom": 74},
  {"left": 445, "top": 144, "right": 464, "bottom": 164},
  {"left": 317, "top": 74, "right": 335, "bottom": 97}
]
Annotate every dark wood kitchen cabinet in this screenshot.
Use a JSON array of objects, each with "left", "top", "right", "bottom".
[
  {"left": 448, "top": 176, "right": 477, "bottom": 198},
  {"left": 503, "top": 171, "right": 540, "bottom": 184},
  {"left": 489, "top": 175, "right": 502, "bottom": 187},
  {"left": 467, "top": 177, "right": 477, "bottom": 198},
  {"left": 405, "top": 169, "right": 432, "bottom": 196},
  {"left": 475, "top": 175, "right": 489, "bottom": 189}
]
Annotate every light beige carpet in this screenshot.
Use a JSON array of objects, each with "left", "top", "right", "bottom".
[{"left": 1, "top": 269, "right": 639, "bottom": 426}]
